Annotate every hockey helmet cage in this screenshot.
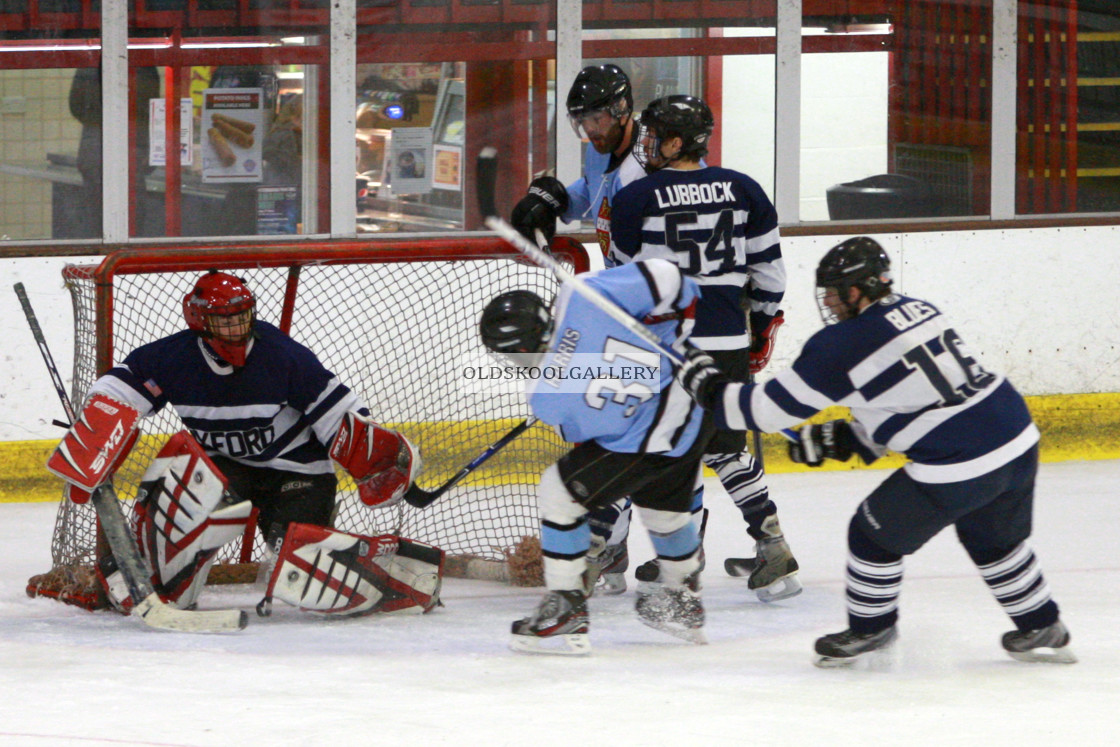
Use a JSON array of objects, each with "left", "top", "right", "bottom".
[
  {"left": 183, "top": 270, "right": 257, "bottom": 366},
  {"left": 815, "top": 237, "right": 893, "bottom": 323},
  {"left": 479, "top": 290, "right": 553, "bottom": 365}
]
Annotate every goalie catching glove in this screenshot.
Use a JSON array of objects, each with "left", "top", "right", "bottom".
[
  {"left": 46, "top": 393, "right": 141, "bottom": 504},
  {"left": 330, "top": 412, "right": 421, "bottom": 507},
  {"left": 510, "top": 176, "right": 569, "bottom": 245}
]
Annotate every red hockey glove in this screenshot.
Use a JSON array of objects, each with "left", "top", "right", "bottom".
[
  {"left": 47, "top": 394, "right": 141, "bottom": 503},
  {"left": 330, "top": 412, "right": 422, "bottom": 508},
  {"left": 749, "top": 311, "right": 785, "bottom": 375}
]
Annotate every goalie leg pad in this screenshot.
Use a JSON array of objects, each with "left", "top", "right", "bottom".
[
  {"left": 134, "top": 431, "right": 253, "bottom": 610},
  {"left": 265, "top": 524, "right": 444, "bottom": 616}
]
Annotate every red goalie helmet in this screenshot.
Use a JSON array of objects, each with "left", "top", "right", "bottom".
[{"left": 183, "top": 271, "right": 256, "bottom": 367}]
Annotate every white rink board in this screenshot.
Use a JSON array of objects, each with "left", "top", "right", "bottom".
[{"left": 3, "top": 223, "right": 1120, "bottom": 441}]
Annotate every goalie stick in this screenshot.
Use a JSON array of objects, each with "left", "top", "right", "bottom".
[
  {"left": 14, "top": 283, "right": 76, "bottom": 430},
  {"left": 404, "top": 417, "right": 539, "bottom": 509},
  {"left": 483, "top": 218, "right": 800, "bottom": 442},
  {"left": 13, "top": 283, "right": 247, "bottom": 633}
]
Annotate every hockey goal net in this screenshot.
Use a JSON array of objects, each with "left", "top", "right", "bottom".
[{"left": 30, "top": 236, "right": 588, "bottom": 605}]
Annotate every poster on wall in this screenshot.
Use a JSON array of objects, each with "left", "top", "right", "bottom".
[
  {"left": 432, "top": 144, "right": 462, "bottom": 191},
  {"left": 257, "top": 186, "right": 300, "bottom": 235},
  {"left": 201, "top": 88, "right": 264, "bottom": 183},
  {"left": 148, "top": 98, "right": 194, "bottom": 167},
  {"left": 389, "top": 127, "right": 433, "bottom": 195}
]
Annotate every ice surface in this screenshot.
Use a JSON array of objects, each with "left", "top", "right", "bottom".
[{"left": 2, "top": 460, "right": 1116, "bottom": 746}]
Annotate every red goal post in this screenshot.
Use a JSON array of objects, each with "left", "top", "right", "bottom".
[{"left": 31, "top": 236, "right": 589, "bottom": 604}]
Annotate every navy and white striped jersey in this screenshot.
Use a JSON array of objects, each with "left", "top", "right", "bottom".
[
  {"left": 715, "top": 294, "right": 1039, "bottom": 483},
  {"left": 528, "top": 259, "right": 705, "bottom": 456},
  {"left": 87, "top": 321, "right": 365, "bottom": 475},
  {"left": 608, "top": 166, "right": 785, "bottom": 352}
]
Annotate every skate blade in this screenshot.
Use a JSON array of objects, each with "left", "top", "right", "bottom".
[
  {"left": 754, "top": 574, "right": 803, "bottom": 603},
  {"left": 814, "top": 645, "right": 897, "bottom": 670},
  {"left": 595, "top": 573, "right": 627, "bottom": 597},
  {"left": 509, "top": 632, "right": 591, "bottom": 656},
  {"left": 1006, "top": 647, "right": 1078, "bottom": 664},
  {"left": 638, "top": 618, "right": 708, "bottom": 645}
]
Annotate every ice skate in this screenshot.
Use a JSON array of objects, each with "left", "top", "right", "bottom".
[
  {"left": 1002, "top": 620, "right": 1076, "bottom": 664},
  {"left": 727, "top": 515, "right": 802, "bottom": 602},
  {"left": 633, "top": 549, "right": 704, "bottom": 597},
  {"left": 813, "top": 626, "right": 898, "bottom": 668},
  {"left": 635, "top": 579, "right": 706, "bottom": 644},
  {"left": 583, "top": 538, "right": 628, "bottom": 597},
  {"left": 510, "top": 590, "right": 591, "bottom": 656}
]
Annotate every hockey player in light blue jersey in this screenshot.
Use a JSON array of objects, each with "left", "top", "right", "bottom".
[
  {"left": 600, "top": 94, "right": 798, "bottom": 603},
  {"left": 510, "top": 64, "right": 646, "bottom": 257},
  {"left": 479, "top": 259, "right": 713, "bottom": 654},
  {"left": 676, "top": 237, "right": 1075, "bottom": 667}
]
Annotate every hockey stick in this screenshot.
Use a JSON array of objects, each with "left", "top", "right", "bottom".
[
  {"left": 403, "top": 416, "right": 539, "bottom": 509},
  {"left": 13, "top": 283, "right": 247, "bottom": 633},
  {"left": 748, "top": 372, "right": 766, "bottom": 469},
  {"left": 476, "top": 146, "right": 498, "bottom": 220},
  {"left": 484, "top": 218, "right": 799, "bottom": 442},
  {"left": 14, "top": 283, "right": 76, "bottom": 429}
]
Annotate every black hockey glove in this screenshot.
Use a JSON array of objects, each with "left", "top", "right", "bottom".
[
  {"left": 511, "top": 176, "right": 569, "bottom": 245},
  {"left": 675, "top": 344, "right": 729, "bottom": 410},
  {"left": 788, "top": 419, "right": 856, "bottom": 467}
]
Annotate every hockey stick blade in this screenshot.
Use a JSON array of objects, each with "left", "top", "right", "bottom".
[
  {"left": 476, "top": 146, "right": 498, "bottom": 219},
  {"left": 484, "top": 218, "right": 800, "bottom": 441},
  {"left": 724, "top": 557, "right": 757, "bottom": 577},
  {"left": 404, "top": 417, "right": 537, "bottom": 509}
]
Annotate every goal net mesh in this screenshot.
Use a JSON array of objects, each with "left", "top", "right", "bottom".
[{"left": 34, "top": 238, "right": 586, "bottom": 597}]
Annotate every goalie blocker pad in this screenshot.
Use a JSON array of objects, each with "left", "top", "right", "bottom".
[
  {"left": 263, "top": 523, "right": 443, "bottom": 617},
  {"left": 47, "top": 394, "right": 141, "bottom": 502},
  {"left": 329, "top": 411, "right": 422, "bottom": 507},
  {"left": 102, "top": 431, "right": 254, "bottom": 613}
]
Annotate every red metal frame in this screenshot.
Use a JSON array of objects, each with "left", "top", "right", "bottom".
[
  {"left": 66, "top": 236, "right": 590, "bottom": 375},
  {"left": 1, "top": 0, "right": 891, "bottom": 34}
]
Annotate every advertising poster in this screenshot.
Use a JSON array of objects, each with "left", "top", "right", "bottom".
[
  {"left": 432, "top": 144, "right": 462, "bottom": 191},
  {"left": 389, "top": 127, "right": 433, "bottom": 195},
  {"left": 148, "top": 98, "right": 194, "bottom": 167},
  {"left": 201, "top": 88, "right": 264, "bottom": 183},
  {"left": 257, "top": 186, "right": 300, "bottom": 235}
]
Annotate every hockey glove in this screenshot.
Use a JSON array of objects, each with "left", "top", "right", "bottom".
[
  {"left": 749, "top": 310, "right": 784, "bottom": 375},
  {"left": 47, "top": 394, "right": 141, "bottom": 503},
  {"left": 675, "top": 344, "right": 729, "bottom": 410},
  {"left": 788, "top": 419, "right": 856, "bottom": 467},
  {"left": 510, "top": 176, "right": 569, "bottom": 245}
]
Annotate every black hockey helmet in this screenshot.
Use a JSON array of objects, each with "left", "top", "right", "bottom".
[
  {"left": 479, "top": 290, "right": 553, "bottom": 362},
  {"left": 635, "top": 95, "right": 715, "bottom": 170},
  {"left": 566, "top": 64, "right": 633, "bottom": 120},
  {"left": 815, "top": 236, "right": 893, "bottom": 323}
]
